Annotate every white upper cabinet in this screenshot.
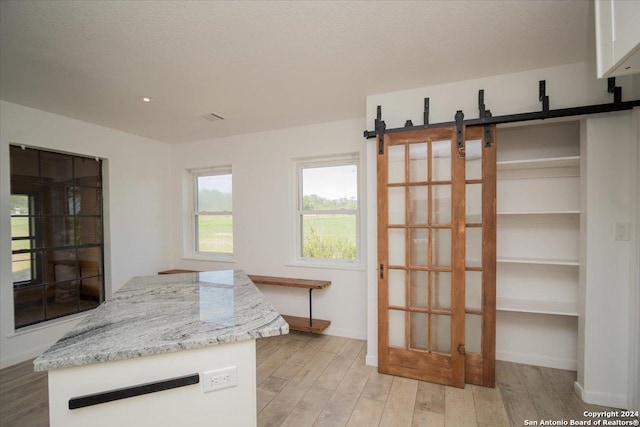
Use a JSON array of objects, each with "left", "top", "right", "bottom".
[{"left": 595, "top": 0, "right": 640, "bottom": 78}]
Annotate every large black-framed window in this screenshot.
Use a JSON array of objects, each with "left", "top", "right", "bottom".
[{"left": 10, "top": 145, "right": 105, "bottom": 329}]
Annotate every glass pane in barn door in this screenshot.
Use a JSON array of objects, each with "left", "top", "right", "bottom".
[
  {"left": 377, "top": 128, "right": 465, "bottom": 389},
  {"left": 410, "top": 270, "right": 428, "bottom": 309},
  {"left": 388, "top": 187, "right": 406, "bottom": 225},
  {"left": 432, "top": 185, "right": 451, "bottom": 224},
  {"left": 388, "top": 269, "right": 406, "bottom": 307},
  {"left": 409, "top": 143, "right": 428, "bottom": 182},
  {"left": 409, "top": 186, "right": 428, "bottom": 224},
  {"left": 410, "top": 312, "right": 428, "bottom": 350},
  {"left": 432, "top": 140, "right": 451, "bottom": 181},
  {"left": 388, "top": 309, "right": 406, "bottom": 347},
  {"left": 410, "top": 228, "right": 428, "bottom": 267},
  {"left": 388, "top": 145, "right": 405, "bottom": 184},
  {"left": 433, "top": 272, "right": 452, "bottom": 310},
  {"left": 388, "top": 229, "right": 405, "bottom": 266}
]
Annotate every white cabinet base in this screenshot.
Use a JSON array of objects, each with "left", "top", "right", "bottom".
[{"left": 48, "top": 339, "right": 256, "bottom": 427}]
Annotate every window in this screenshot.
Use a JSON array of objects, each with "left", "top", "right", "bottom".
[
  {"left": 10, "top": 145, "right": 105, "bottom": 329},
  {"left": 191, "top": 166, "right": 233, "bottom": 257},
  {"left": 294, "top": 155, "right": 360, "bottom": 266},
  {"left": 11, "top": 194, "right": 37, "bottom": 284}
]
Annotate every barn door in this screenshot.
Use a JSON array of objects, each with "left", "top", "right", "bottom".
[
  {"left": 377, "top": 125, "right": 496, "bottom": 388},
  {"left": 462, "top": 126, "right": 496, "bottom": 387}
]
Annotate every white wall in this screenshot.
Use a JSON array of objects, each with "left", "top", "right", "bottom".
[
  {"left": 364, "top": 62, "right": 639, "bottom": 406},
  {"left": 0, "top": 101, "right": 173, "bottom": 368},
  {"left": 366, "top": 62, "right": 638, "bottom": 133},
  {"left": 577, "top": 111, "right": 637, "bottom": 409},
  {"left": 171, "top": 118, "right": 368, "bottom": 340}
]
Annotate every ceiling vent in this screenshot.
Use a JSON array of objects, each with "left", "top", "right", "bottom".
[{"left": 199, "top": 113, "right": 225, "bottom": 122}]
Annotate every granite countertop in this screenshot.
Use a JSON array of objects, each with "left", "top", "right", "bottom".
[{"left": 33, "top": 270, "right": 288, "bottom": 371}]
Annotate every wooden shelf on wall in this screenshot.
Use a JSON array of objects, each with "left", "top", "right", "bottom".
[
  {"left": 248, "top": 275, "right": 332, "bottom": 334},
  {"left": 281, "top": 315, "right": 331, "bottom": 333}
]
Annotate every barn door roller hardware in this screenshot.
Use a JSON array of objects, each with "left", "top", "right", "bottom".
[
  {"left": 478, "top": 89, "right": 493, "bottom": 147},
  {"left": 539, "top": 80, "right": 549, "bottom": 113},
  {"left": 608, "top": 77, "right": 622, "bottom": 104},
  {"left": 424, "top": 98, "right": 430, "bottom": 126},
  {"left": 455, "top": 110, "right": 464, "bottom": 149},
  {"left": 364, "top": 78, "right": 640, "bottom": 151},
  {"left": 375, "top": 105, "right": 386, "bottom": 155}
]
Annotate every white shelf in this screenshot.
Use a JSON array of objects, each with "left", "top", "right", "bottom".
[
  {"left": 497, "top": 257, "right": 579, "bottom": 266},
  {"left": 497, "top": 210, "right": 579, "bottom": 216},
  {"left": 497, "top": 297, "right": 578, "bottom": 317},
  {"left": 497, "top": 156, "right": 580, "bottom": 171}
]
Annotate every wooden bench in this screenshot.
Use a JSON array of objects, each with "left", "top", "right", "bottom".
[
  {"left": 158, "top": 270, "right": 331, "bottom": 334},
  {"left": 247, "top": 275, "right": 331, "bottom": 333}
]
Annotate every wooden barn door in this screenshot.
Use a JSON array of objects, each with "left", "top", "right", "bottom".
[
  {"left": 462, "top": 126, "right": 496, "bottom": 387},
  {"left": 377, "top": 125, "right": 496, "bottom": 388}
]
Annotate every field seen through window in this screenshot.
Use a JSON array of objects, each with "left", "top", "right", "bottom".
[{"left": 196, "top": 196, "right": 357, "bottom": 259}]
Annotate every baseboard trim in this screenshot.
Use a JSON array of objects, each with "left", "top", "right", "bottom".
[
  {"left": 323, "top": 326, "right": 367, "bottom": 341},
  {"left": 496, "top": 349, "right": 577, "bottom": 371},
  {"left": 365, "top": 354, "right": 378, "bottom": 367},
  {"left": 575, "top": 380, "right": 628, "bottom": 409},
  {"left": 0, "top": 343, "right": 51, "bottom": 369},
  {"left": 574, "top": 380, "right": 585, "bottom": 400}
]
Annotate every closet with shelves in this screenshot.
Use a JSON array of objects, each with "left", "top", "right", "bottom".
[{"left": 495, "top": 120, "right": 580, "bottom": 369}]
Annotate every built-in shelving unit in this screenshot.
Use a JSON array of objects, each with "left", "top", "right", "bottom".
[{"left": 495, "top": 120, "right": 581, "bottom": 370}]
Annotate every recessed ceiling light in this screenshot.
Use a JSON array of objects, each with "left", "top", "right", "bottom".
[{"left": 139, "top": 96, "right": 152, "bottom": 103}]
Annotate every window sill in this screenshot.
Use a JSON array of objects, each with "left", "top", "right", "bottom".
[
  {"left": 286, "top": 260, "right": 365, "bottom": 272},
  {"left": 181, "top": 254, "right": 236, "bottom": 263},
  {"left": 7, "top": 311, "right": 92, "bottom": 339}
]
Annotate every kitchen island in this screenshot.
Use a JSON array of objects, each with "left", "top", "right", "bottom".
[{"left": 34, "top": 270, "right": 288, "bottom": 427}]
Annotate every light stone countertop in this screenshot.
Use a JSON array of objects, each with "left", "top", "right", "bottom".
[{"left": 33, "top": 270, "right": 288, "bottom": 371}]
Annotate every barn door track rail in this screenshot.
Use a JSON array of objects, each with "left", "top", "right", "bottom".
[{"left": 365, "top": 78, "right": 640, "bottom": 154}]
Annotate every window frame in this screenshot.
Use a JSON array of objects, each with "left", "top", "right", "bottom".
[
  {"left": 188, "top": 165, "right": 234, "bottom": 261},
  {"left": 10, "top": 192, "right": 41, "bottom": 287},
  {"left": 291, "top": 154, "right": 363, "bottom": 270}
]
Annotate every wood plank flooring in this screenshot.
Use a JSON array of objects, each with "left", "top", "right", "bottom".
[
  {"left": 0, "top": 357, "right": 49, "bottom": 426},
  {"left": 0, "top": 331, "right": 624, "bottom": 427}
]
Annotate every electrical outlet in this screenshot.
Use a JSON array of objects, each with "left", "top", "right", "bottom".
[
  {"left": 203, "top": 366, "right": 238, "bottom": 393},
  {"left": 615, "top": 222, "right": 630, "bottom": 241}
]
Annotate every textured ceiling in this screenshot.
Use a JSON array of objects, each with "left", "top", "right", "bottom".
[{"left": 0, "top": 1, "right": 594, "bottom": 143}]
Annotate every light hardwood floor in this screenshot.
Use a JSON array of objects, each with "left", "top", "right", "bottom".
[{"left": 0, "top": 331, "right": 622, "bottom": 427}]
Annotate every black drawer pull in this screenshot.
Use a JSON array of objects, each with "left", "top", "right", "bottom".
[{"left": 69, "top": 373, "right": 200, "bottom": 410}]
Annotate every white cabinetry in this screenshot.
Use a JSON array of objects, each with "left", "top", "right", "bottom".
[
  {"left": 595, "top": 0, "right": 640, "bottom": 77},
  {"left": 495, "top": 121, "right": 580, "bottom": 370}
]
